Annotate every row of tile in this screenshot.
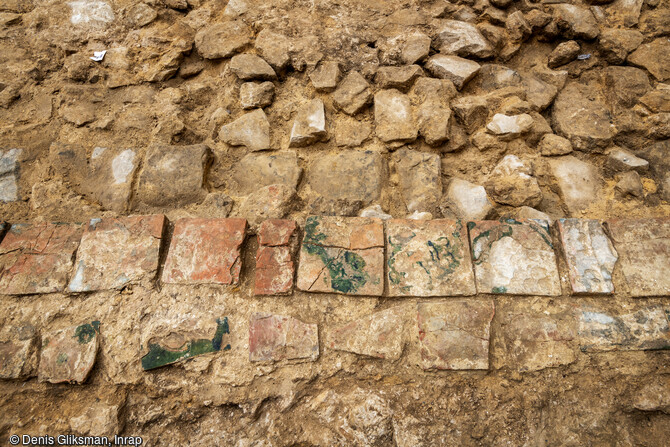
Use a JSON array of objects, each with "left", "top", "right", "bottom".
[
  {"left": 4, "top": 301, "right": 669, "bottom": 383},
  {"left": 0, "top": 215, "right": 669, "bottom": 297}
]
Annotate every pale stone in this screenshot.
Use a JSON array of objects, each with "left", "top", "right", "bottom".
[
  {"left": 552, "top": 83, "right": 615, "bottom": 152},
  {"left": 386, "top": 219, "right": 476, "bottom": 297},
  {"left": 557, "top": 219, "right": 618, "bottom": 294},
  {"left": 374, "top": 90, "right": 417, "bottom": 144},
  {"left": 375, "top": 65, "right": 424, "bottom": 92},
  {"left": 230, "top": 151, "right": 301, "bottom": 196},
  {"left": 0, "top": 148, "right": 21, "bottom": 202},
  {"left": 329, "top": 307, "right": 403, "bottom": 360},
  {"left": 551, "top": 4, "right": 600, "bottom": 40},
  {"left": 309, "top": 61, "right": 340, "bottom": 91},
  {"left": 441, "top": 178, "right": 493, "bottom": 221},
  {"left": 605, "top": 147, "right": 649, "bottom": 173},
  {"left": 219, "top": 109, "right": 270, "bottom": 151},
  {"left": 195, "top": 21, "right": 251, "bottom": 59},
  {"left": 417, "top": 300, "right": 494, "bottom": 370},
  {"left": 359, "top": 205, "right": 392, "bottom": 220},
  {"left": 485, "top": 113, "right": 533, "bottom": 139},
  {"left": 538, "top": 133, "right": 572, "bottom": 156},
  {"left": 70, "top": 404, "right": 120, "bottom": 437},
  {"left": 240, "top": 82, "right": 274, "bottom": 109},
  {"left": 486, "top": 155, "right": 542, "bottom": 208},
  {"left": 230, "top": 54, "right": 277, "bottom": 81},
  {"left": 289, "top": 98, "right": 327, "bottom": 147},
  {"left": 395, "top": 148, "right": 441, "bottom": 213},
  {"left": 425, "top": 55, "right": 480, "bottom": 90},
  {"left": 548, "top": 156, "right": 602, "bottom": 213},
  {"left": 434, "top": 20, "right": 494, "bottom": 58},
  {"left": 411, "top": 78, "right": 456, "bottom": 146},
  {"left": 469, "top": 219, "right": 561, "bottom": 296},
  {"left": 254, "top": 29, "right": 290, "bottom": 70},
  {"left": 68, "top": 1, "right": 114, "bottom": 26},
  {"left": 332, "top": 72, "right": 372, "bottom": 115}
]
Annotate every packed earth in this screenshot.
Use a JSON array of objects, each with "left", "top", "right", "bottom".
[{"left": 0, "top": 0, "right": 669, "bottom": 445}]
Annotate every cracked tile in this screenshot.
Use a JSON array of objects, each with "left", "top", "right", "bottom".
[
  {"left": 162, "top": 218, "right": 247, "bottom": 285},
  {"left": 329, "top": 307, "right": 404, "bottom": 360},
  {"left": 249, "top": 313, "right": 319, "bottom": 362},
  {"left": 39, "top": 322, "right": 99, "bottom": 384}
]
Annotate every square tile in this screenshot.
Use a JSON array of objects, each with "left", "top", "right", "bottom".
[
  {"left": 297, "top": 216, "right": 384, "bottom": 296},
  {"left": 386, "top": 219, "right": 475, "bottom": 297},
  {"left": 0, "top": 222, "right": 83, "bottom": 295},
  {"left": 68, "top": 215, "right": 165, "bottom": 292},
  {"left": 468, "top": 219, "right": 561, "bottom": 296},
  {"left": 162, "top": 218, "right": 247, "bottom": 285},
  {"left": 39, "top": 321, "right": 99, "bottom": 384}
]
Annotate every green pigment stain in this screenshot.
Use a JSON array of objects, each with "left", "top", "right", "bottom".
[
  {"left": 73, "top": 321, "right": 100, "bottom": 344},
  {"left": 141, "top": 317, "right": 230, "bottom": 371},
  {"left": 491, "top": 286, "right": 507, "bottom": 294},
  {"left": 56, "top": 353, "right": 68, "bottom": 364},
  {"left": 387, "top": 236, "right": 409, "bottom": 286},
  {"left": 471, "top": 225, "right": 514, "bottom": 265},
  {"left": 303, "top": 217, "right": 369, "bottom": 293}
]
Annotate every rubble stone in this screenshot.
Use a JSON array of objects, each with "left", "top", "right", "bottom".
[
  {"left": 237, "top": 184, "right": 295, "bottom": 227},
  {"left": 548, "top": 156, "right": 602, "bottom": 213},
  {"left": 615, "top": 171, "right": 644, "bottom": 198},
  {"left": 417, "top": 300, "right": 494, "bottom": 370},
  {"left": 195, "top": 21, "right": 251, "bottom": 59},
  {"left": 136, "top": 144, "right": 209, "bottom": 207},
  {"left": 230, "top": 54, "right": 277, "bottom": 81},
  {"left": 434, "top": 20, "right": 494, "bottom": 58},
  {"left": 240, "top": 82, "right": 275, "bottom": 109},
  {"left": 309, "top": 61, "right": 340, "bottom": 91},
  {"left": 230, "top": 151, "right": 301, "bottom": 196},
  {"left": 485, "top": 113, "right": 533, "bottom": 139},
  {"left": 386, "top": 219, "right": 475, "bottom": 297},
  {"left": 395, "top": 148, "right": 441, "bottom": 213},
  {"left": 551, "top": 4, "right": 600, "bottom": 40},
  {"left": 0, "top": 148, "right": 21, "bottom": 202},
  {"left": 0, "top": 325, "right": 37, "bottom": 379},
  {"left": 556, "top": 219, "right": 618, "bottom": 294},
  {"left": 425, "top": 55, "right": 480, "bottom": 90},
  {"left": 627, "top": 38, "right": 670, "bottom": 82},
  {"left": 296, "top": 216, "right": 384, "bottom": 296},
  {"left": 332, "top": 72, "right": 372, "bottom": 115},
  {"left": 411, "top": 78, "right": 455, "bottom": 145},
  {"left": 219, "top": 109, "right": 271, "bottom": 151},
  {"left": 598, "top": 28, "right": 644, "bottom": 64},
  {"left": 441, "top": 178, "right": 494, "bottom": 221},
  {"left": 538, "top": 134, "right": 572, "bottom": 156},
  {"left": 548, "top": 40, "right": 580, "bottom": 68},
  {"left": 254, "top": 29, "right": 290, "bottom": 70},
  {"left": 249, "top": 314, "right": 318, "bottom": 362},
  {"left": 375, "top": 65, "right": 423, "bottom": 91},
  {"left": 469, "top": 219, "right": 561, "bottom": 296},
  {"left": 289, "top": 98, "right": 327, "bottom": 147},
  {"left": 486, "top": 155, "right": 543, "bottom": 208},
  {"left": 374, "top": 90, "right": 417, "bottom": 144},
  {"left": 68, "top": 215, "right": 165, "bottom": 292}
]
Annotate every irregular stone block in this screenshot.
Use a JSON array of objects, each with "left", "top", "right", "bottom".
[
  {"left": 411, "top": 78, "right": 455, "bottom": 146},
  {"left": 0, "top": 222, "right": 84, "bottom": 295},
  {"left": 237, "top": 184, "right": 295, "bottom": 227},
  {"left": 332, "top": 71, "right": 372, "bottom": 115},
  {"left": 0, "top": 148, "right": 22, "bottom": 202},
  {"left": 219, "top": 109, "right": 271, "bottom": 151},
  {"left": 195, "top": 21, "right": 251, "bottom": 59},
  {"left": 486, "top": 155, "right": 542, "bottom": 207},
  {"left": 628, "top": 39, "right": 670, "bottom": 82},
  {"left": 486, "top": 113, "right": 533, "bottom": 139},
  {"left": 309, "top": 61, "right": 340, "bottom": 91},
  {"left": 68, "top": 215, "right": 165, "bottom": 292},
  {"left": 231, "top": 151, "right": 301, "bottom": 196},
  {"left": 297, "top": 216, "right": 384, "bottom": 296},
  {"left": 254, "top": 29, "right": 290, "bottom": 70},
  {"left": 605, "top": 147, "right": 649, "bottom": 173},
  {"left": 306, "top": 150, "right": 383, "bottom": 215},
  {"left": 552, "top": 83, "right": 614, "bottom": 152},
  {"left": 551, "top": 4, "right": 599, "bottom": 40},
  {"left": 141, "top": 317, "right": 231, "bottom": 370},
  {"left": 493, "top": 308, "right": 576, "bottom": 372},
  {"left": 249, "top": 313, "right": 318, "bottom": 362},
  {"left": 374, "top": 89, "right": 417, "bottom": 144},
  {"left": 375, "top": 65, "right": 424, "bottom": 92},
  {"left": 0, "top": 324, "right": 37, "bottom": 379},
  {"left": 39, "top": 321, "right": 99, "bottom": 384},
  {"left": 557, "top": 219, "right": 618, "bottom": 294},
  {"left": 607, "top": 218, "right": 670, "bottom": 297},
  {"left": 434, "top": 20, "right": 493, "bottom": 58},
  {"left": 329, "top": 307, "right": 404, "bottom": 360},
  {"left": 289, "top": 98, "right": 327, "bottom": 147},
  {"left": 425, "top": 55, "right": 480, "bottom": 90},
  {"left": 255, "top": 219, "right": 296, "bottom": 296},
  {"left": 548, "top": 155, "right": 602, "bottom": 213},
  {"left": 578, "top": 306, "right": 670, "bottom": 351},
  {"left": 417, "top": 300, "right": 494, "bottom": 370},
  {"left": 395, "top": 148, "right": 441, "bottom": 213},
  {"left": 469, "top": 219, "right": 561, "bottom": 296},
  {"left": 441, "top": 178, "right": 493, "bottom": 221},
  {"left": 230, "top": 54, "right": 276, "bottom": 80},
  {"left": 240, "top": 81, "right": 275, "bottom": 109},
  {"left": 136, "top": 144, "right": 209, "bottom": 207},
  {"left": 386, "top": 219, "right": 475, "bottom": 297},
  {"left": 162, "top": 218, "right": 247, "bottom": 285}
]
